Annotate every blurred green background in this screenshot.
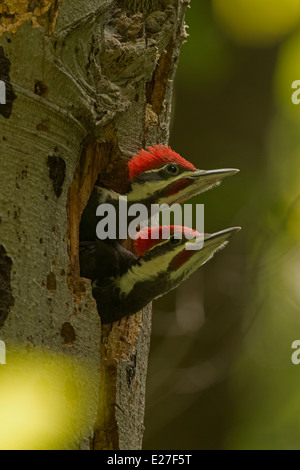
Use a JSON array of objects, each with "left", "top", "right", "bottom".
[{"left": 144, "top": 0, "right": 300, "bottom": 450}]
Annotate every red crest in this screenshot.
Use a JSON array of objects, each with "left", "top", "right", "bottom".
[{"left": 128, "top": 145, "right": 196, "bottom": 180}]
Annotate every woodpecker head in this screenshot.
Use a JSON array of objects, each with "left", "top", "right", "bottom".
[
  {"left": 92, "top": 224, "right": 240, "bottom": 322},
  {"left": 127, "top": 145, "right": 239, "bottom": 205},
  {"left": 80, "top": 144, "right": 239, "bottom": 242},
  {"left": 133, "top": 225, "right": 240, "bottom": 290},
  {"left": 93, "top": 224, "right": 241, "bottom": 322}
]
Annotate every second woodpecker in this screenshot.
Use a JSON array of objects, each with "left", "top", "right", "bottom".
[{"left": 81, "top": 225, "right": 240, "bottom": 323}]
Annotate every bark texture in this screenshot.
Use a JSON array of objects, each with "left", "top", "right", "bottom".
[{"left": 0, "top": 0, "right": 189, "bottom": 449}]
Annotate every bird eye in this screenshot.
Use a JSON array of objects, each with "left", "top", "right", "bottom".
[
  {"left": 166, "top": 164, "right": 179, "bottom": 174},
  {"left": 170, "top": 236, "right": 181, "bottom": 245}
]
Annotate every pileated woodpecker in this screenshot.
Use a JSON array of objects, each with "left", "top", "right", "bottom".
[
  {"left": 81, "top": 225, "right": 240, "bottom": 323},
  {"left": 80, "top": 145, "right": 239, "bottom": 241}
]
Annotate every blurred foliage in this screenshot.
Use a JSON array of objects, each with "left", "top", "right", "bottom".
[
  {"left": 213, "top": 0, "right": 300, "bottom": 46},
  {"left": 0, "top": 345, "right": 99, "bottom": 450},
  {"left": 144, "top": 0, "right": 300, "bottom": 450},
  {"left": 274, "top": 29, "right": 300, "bottom": 122}
]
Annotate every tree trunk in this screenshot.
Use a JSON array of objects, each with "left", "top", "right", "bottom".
[{"left": 0, "top": 0, "right": 189, "bottom": 450}]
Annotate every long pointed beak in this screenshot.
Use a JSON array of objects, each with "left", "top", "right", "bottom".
[
  {"left": 179, "top": 226, "right": 240, "bottom": 275},
  {"left": 174, "top": 168, "right": 240, "bottom": 200},
  {"left": 168, "top": 168, "right": 240, "bottom": 204},
  {"left": 204, "top": 226, "right": 241, "bottom": 245},
  {"left": 192, "top": 168, "right": 239, "bottom": 185},
  {"left": 188, "top": 226, "right": 240, "bottom": 251}
]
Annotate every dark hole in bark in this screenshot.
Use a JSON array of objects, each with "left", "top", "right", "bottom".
[
  {"left": 47, "top": 155, "right": 66, "bottom": 198},
  {"left": 0, "top": 245, "right": 14, "bottom": 327},
  {"left": 0, "top": 46, "right": 17, "bottom": 119}
]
